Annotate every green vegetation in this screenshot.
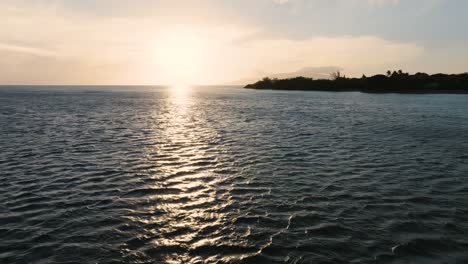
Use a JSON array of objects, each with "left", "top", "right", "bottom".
[{"left": 245, "top": 71, "right": 468, "bottom": 93}]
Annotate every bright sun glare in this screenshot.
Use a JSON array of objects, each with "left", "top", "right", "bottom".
[{"left": 153, "top": 29, "right": 209, "bottom": 86}]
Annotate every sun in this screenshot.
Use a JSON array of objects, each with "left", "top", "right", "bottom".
[{"left": 152, "top": 29, "right": 209, "bottom": 86}]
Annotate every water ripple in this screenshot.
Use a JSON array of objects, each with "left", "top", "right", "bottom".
[{"left": 1, "top": 87, "right": 468, "bottom": 263}]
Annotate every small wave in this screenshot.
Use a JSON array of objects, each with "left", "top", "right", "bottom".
[{"left": 122, "top": 188, "right": 182, "bottom": 198}]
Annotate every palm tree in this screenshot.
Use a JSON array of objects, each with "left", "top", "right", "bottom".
[{"left": 331, "top": 71, "right": 341, "bottom": 80}]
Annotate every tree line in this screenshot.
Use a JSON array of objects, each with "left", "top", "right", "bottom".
[{"left": 245, "top": 70, "right": 468, "bottom": 93}]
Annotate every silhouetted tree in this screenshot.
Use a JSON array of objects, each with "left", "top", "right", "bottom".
[{"left": 331, "top": 71, "right": 341, "bottom": 80}]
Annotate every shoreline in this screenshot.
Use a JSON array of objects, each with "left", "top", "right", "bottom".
[{"left": 244, "top": 87, "right": 468, "bottom": 94}]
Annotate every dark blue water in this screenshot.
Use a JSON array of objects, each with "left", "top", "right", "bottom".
[{"left": 1, "top": 86, "right": 468, "bottom": 263}]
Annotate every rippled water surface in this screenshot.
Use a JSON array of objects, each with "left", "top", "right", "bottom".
[{"left": 1, "top": 86, "right": 468, "bottom": 263}]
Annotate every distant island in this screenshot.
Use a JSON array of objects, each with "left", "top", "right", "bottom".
[{"left": 245, "top": 70, "right": 468, "bottom": 93}]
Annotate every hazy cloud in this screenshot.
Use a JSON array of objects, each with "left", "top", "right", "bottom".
[
  {"left": 367, "top": 0, "right": 400, "bottom": 7},
  {"left": 0, "top": 43, "right": 58, "bottom": 57},
  {"left": 273, "top": 0, "right": 401, "bottom": 6}
]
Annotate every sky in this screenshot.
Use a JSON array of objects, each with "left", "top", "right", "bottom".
[{"left": 0, "top": 0, "right": 467, "bottom": 85}]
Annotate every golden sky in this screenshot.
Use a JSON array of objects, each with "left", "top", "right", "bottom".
[{"left": 0, "top": 0, "right": 466, "bottom": 85}]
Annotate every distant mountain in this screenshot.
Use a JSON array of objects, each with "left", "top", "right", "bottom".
[{"left": 227, "top": 66, "right": 342, "bottom": 85}]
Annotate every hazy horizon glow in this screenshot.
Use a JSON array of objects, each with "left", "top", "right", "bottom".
[{"left": 1, "top": 0, "right": 467, "bottom": 85}]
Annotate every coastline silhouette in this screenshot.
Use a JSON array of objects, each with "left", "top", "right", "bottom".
[{"left": 245, "top": 70, "right": 468, "bottom": 93}]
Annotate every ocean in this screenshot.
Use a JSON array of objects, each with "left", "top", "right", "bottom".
[{"left": 1, "top": 86, "right": 468, "bottom": 263}]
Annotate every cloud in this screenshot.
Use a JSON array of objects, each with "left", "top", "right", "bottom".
[
  {"left": 367, "top": 0, "right": 400, "bottom": 7},
  {"left": 272, "top": 0, "right": 291, "bottom": 4},
  {"left": 272, "top": 0, "right": 401, "bottom": 6},
  {"left": 0, "top": 49, "right": 127, "bottom": 85},
  {"left": 0, "top": 43, "right": 58, "bottom": 57},
  {"left": 0, "top": 19, "right": 424, "bottom": 84},
  {"left": 0, "top": 0, "right": 426, "bottom": 85}
]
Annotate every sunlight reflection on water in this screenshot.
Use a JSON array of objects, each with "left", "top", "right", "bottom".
[{"left": 126, "top": 86, "right": 246, "bottom": 263}]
